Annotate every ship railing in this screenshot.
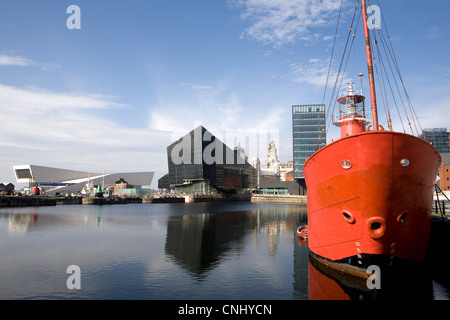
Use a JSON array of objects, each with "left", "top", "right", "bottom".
[
  {"left": 338, "top": 83, "right": 363, "bottom": 98},
  {"left": 332, "top": 105, "right": 371, "bottom": 125}
]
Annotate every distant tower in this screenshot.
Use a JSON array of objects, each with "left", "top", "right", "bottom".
[
  {"left": 234, "top": 142, "right": 248, "bottom": 163},
  {"left": 252, "top": 156, "right": 261, "bottom": 189},
  {"left": 264, "top": 139, "right": 280, "bottom": 175}
]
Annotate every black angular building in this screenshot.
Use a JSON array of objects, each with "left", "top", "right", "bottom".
[{"left": 158, "top": 126, "right": 257, "bottom": 194}]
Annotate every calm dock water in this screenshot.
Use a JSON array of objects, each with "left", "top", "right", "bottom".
[{"left": 0, "top": 202, "right": 449, "bottom": 300}]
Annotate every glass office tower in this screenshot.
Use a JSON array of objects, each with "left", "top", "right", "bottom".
[
  {"left": 420, "top": 128, "right": 450, "bottom": 154},
  {"left": 292, "top": 104, "right": 326, "bottom": 179}
]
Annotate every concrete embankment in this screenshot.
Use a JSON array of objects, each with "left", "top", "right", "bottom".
[
  {"left": 143, "top": 196, "right": 185, "bottom": 203},
  {"left": 251, "top": 194, "right": 307, "bottom": 204},
  {"left": 0, "top": 196, "right": 56, "bottom": 207},
  {"left": 81, "top": 197, "right": 142, "bottom": 205},
  {"left": 144, "top": 195, "right": 252, "bottom": 203},
  {"left": 55, "top": 197, "right": 82, "bottom": 205}
]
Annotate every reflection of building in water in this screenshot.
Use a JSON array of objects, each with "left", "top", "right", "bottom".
[
  {"left": 2, "top": 213, "right": 105, "bottom": 234},
  {"left": 165, "top": 212, "right": 256, "bottom": 278},
  {"left": 264, "top": 221, "right": 282, "bottom": 260},
  {"left": 262, "top": 208, "right": 288, "bottom": 260},
  {"left": 165, "top": 206, "right": 307, "bottom": 278},
  {"left": 7, "top": 214, "right": 38, "bottom": 233}
]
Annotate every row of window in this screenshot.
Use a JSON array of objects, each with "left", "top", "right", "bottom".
[
  {"left": 294, "top": 149, "right": 324, "bottom": 154},
  {"left": 293, "top": 104, "right": 325, "bottom": 113},
  {"left": 293, "top": 126, "right": 325, "bottom": 131},
  {"left": 293, "top": 124, "right": 325, "bottom": 128},
  {"left": 294, "top": 150, "right": 320, "bottom": 155},
  {"left": 293, "top": 143, "right": 326, "bottom": 148},
  {"left": 294, "top": 136, "right": 326, "bottom": 139},
  {"left": 293, "top": 117, "right": 326, "bottom": 122},
  {"left": 293, "top": 131, "right": 325, "bottom": 136}
]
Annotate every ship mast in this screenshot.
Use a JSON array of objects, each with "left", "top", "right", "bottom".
[{"left": 361, "top": 0, "right": 379, "bottom": 130}]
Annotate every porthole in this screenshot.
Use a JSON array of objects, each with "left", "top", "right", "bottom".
[
  {"left": 397, "top": 211, "right": 408, "bottom": 223},
  {"left": 342, "top": 211, "right": 355, "bottom": 224},
  {"left": 341, "top": 160, "right": 352, "bottom": 169},
  {"left": 400, "top": 158, "right": 410, "bottom": 167}
]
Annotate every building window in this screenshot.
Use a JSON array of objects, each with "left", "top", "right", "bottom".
[{"left": 292, "top": 104, "right": 326, "bottom": 179}]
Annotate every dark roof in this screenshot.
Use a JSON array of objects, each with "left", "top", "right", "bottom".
[{"left": 441, "top": 153, "right": 450, "bottom": 166}]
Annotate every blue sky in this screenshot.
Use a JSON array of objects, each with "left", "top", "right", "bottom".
[{"left": 0, "top": 0, "right": 449, "bottom": 188}]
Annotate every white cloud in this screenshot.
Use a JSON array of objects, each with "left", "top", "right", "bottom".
[
  {"left": 0, "top": 54, "right": 60, "bottom": 70},
  {"left": 411, "top": 98, "right": 450, "bottom": 132},
  {"left": 149, "top": 82, "right": 284, "bottom": 134},
  {"left": 0, "top": 54, "right": 35, "bottom": 67},
  {"left": 231, "top": 0, "right": 343, "bottom": 47},
  {"left": 148, "top": 81, "right": 288, "bottom": 162},
  {"left": 0, "top": 84, "right": 125, "bottom": 114},
  {"left": 0, "top": 83, "right": 171, "bottom": 187},
  {"left": 290, "top": 58, "right": 349, "bottom": 88}
]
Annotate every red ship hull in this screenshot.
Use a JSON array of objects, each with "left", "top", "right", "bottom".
[{"left": 304, "top": 130, "right": 441, "bottom": 265}]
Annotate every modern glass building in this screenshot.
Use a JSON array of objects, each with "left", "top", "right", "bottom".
[
  {"left": 420, "top": 128, "right": 450, "bottom": 154},
  {"left": 292, "top": 104, "right": 326, "bottom": 179},
  {"left": 160, "top": 126, "right": 257, "bottom": 194}
]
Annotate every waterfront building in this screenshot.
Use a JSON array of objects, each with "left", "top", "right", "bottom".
[
  {"left": 292, "top": 104, "right": 326, "bottom": 180},
  {"left": 284, "top": 170, "right": 294, "bottom": 181},
  {"left": 0, "top": 183, "right": 14, "bottom": 195},
  {"left": 421, "top": 128, "right": 450, "bottom": 154},
  {"left": 251, "top": 156, "right": 261, "bottom": 189},
  {"left": 258, "top": 174, "right": 305, "bottom": 195},
  {"left": 259, "top": 139, "right": 294, "bottom": 181},
  {"left": 263, "top": 139, "right": 280, "bottom": 176},
  {"left": 279, "top": 161, "right": 294, "bottom": 181},
  {"left": 158, "top": 126, "right": 257, "bottom": 194},
  {"left": 440, "top": 153, "right": 450, "bottom": 192},
  {"left": 12, "top": 164, "right": 153, "bottom": 196},
  {"left": 112, "top": 178, "right": 151, "bottom": 197},
  {"left": 251, "top": 139, "right": 305, "bottom": 195}
]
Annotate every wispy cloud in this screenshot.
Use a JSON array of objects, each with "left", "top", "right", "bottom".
[
  {"left": 0, "top": 84, "right": 126, "bottom": 114},
  {"left": 0, "top": 53, "right": 60, "bottom": 70},
  {"left": 149, "top": 81, "right": 284, "bottom": 134},
  {"left": 148, "top": 81, "right": 287, "bottom": 162},
  {"left": 290, "top": 58, "right": 349, "bottom": 88},
  {"left": 231, "top": 0, "right": 343, "bottom": 47},
  {"left": 0, "top": 83, "right": 171, "bottom": 184},
  {"left": 0, "top": 54, "right": 35, "bottom": 67}
]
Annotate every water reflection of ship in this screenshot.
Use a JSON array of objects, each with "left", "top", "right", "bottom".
[
  {"left": 305, "top": 217, "right": 450, "bottom": 300},
  {"left": 308, "top": 252, "right": 439, "bottom": 300}
]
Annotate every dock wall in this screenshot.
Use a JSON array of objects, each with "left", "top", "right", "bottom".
[
  {"left": 0, "top": 196, "right": 56, "bottom": 207},
  {"left": 251, "top": 194, "right": 307, "bottom": 204}
]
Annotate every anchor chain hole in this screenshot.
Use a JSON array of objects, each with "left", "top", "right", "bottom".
[{"left": 342, "top": 211, "right": 355, "bottom": 224}]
